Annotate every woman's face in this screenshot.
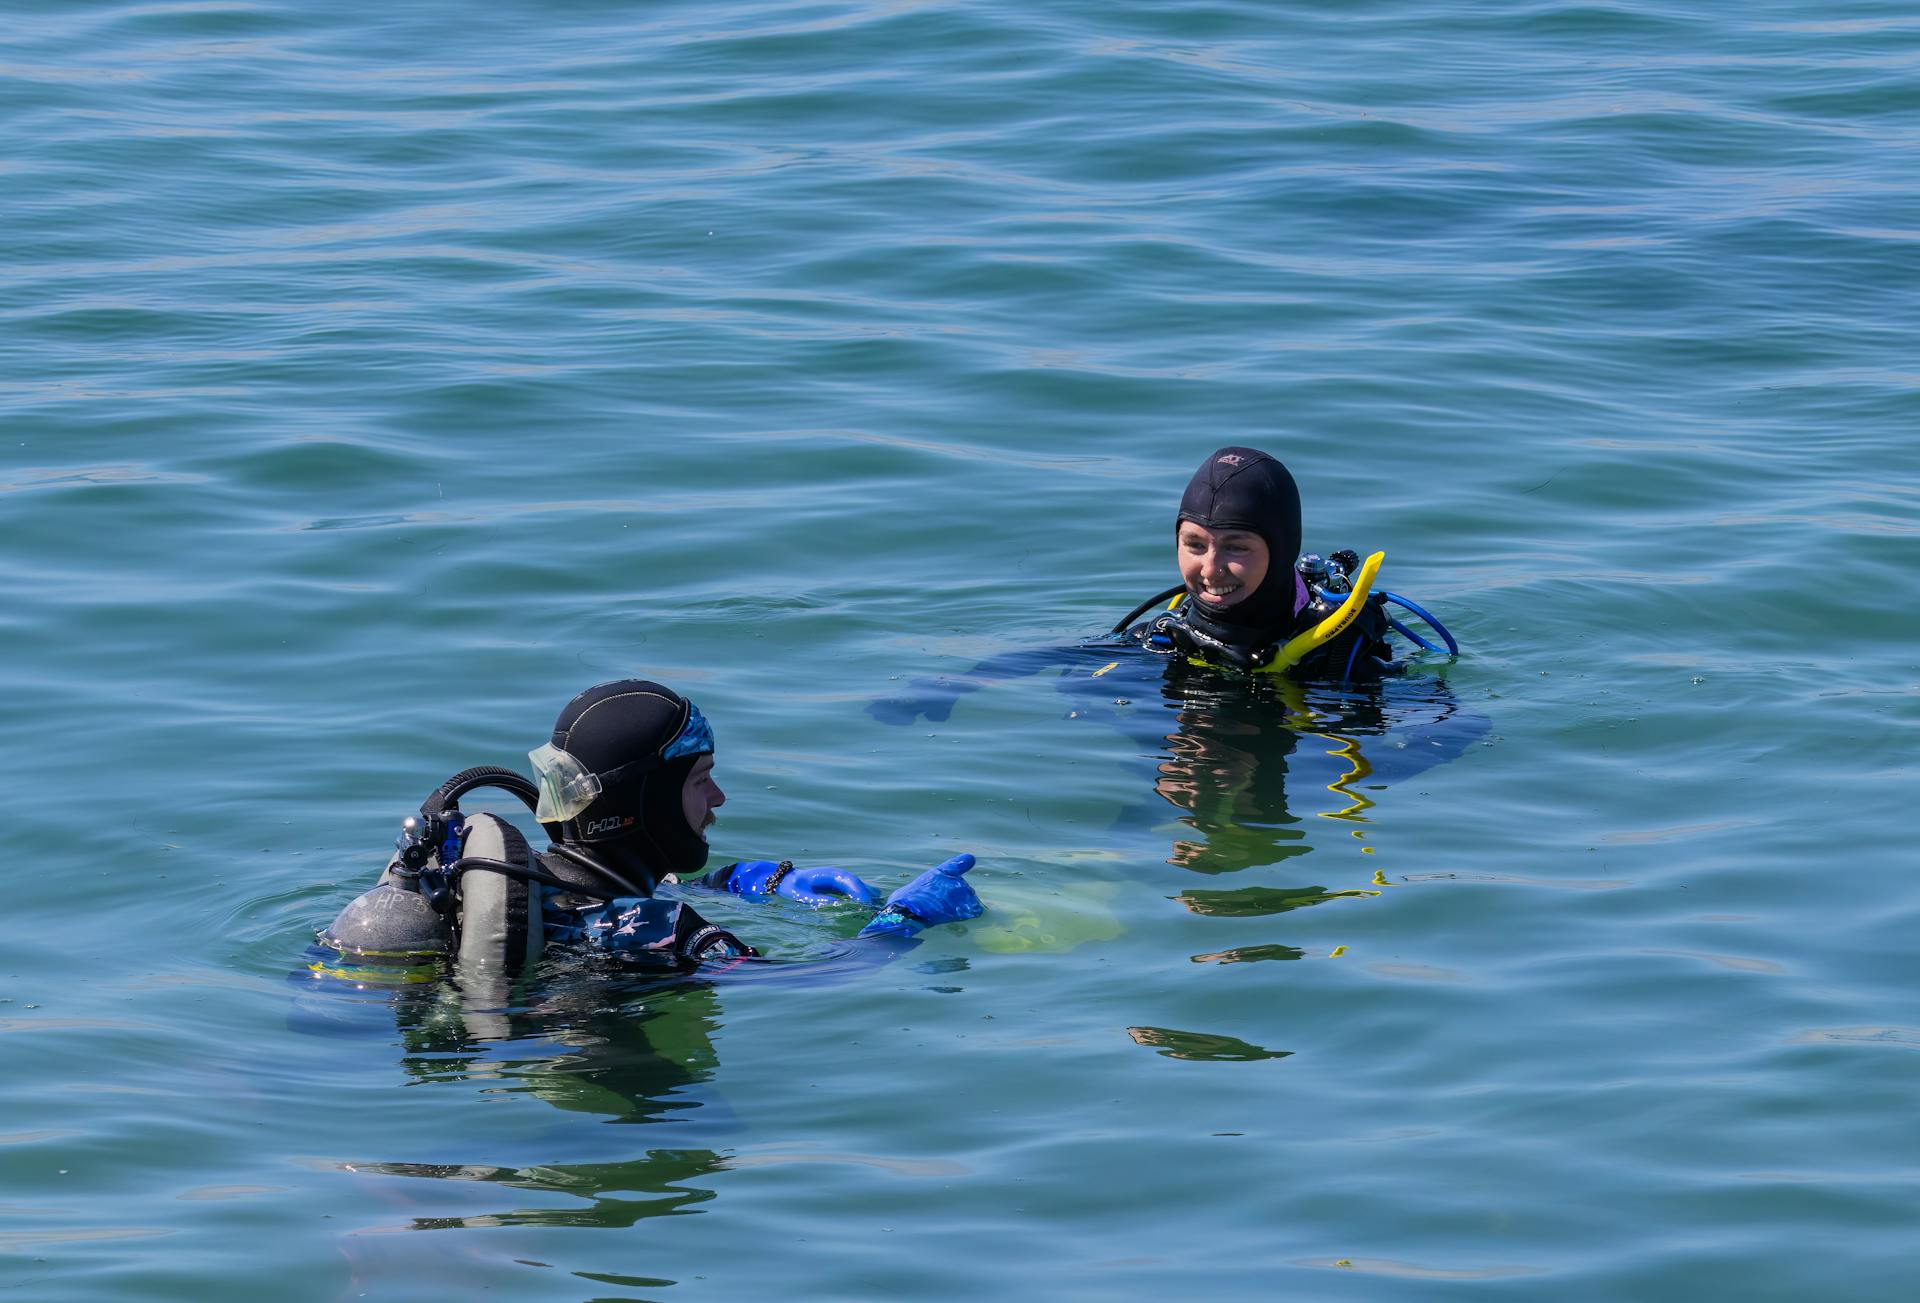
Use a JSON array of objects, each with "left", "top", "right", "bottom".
[{"left": 1178, "top": 521, "right": 1270, "bottom": 611}]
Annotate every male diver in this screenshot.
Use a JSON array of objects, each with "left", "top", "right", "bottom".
[{"left": 313, "top": 678, "right": 983, "bottom": 981}]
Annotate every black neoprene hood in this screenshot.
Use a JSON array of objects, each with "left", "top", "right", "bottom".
[
  {"left": 1175, "top": 446, "right": 1303, "bottom": 634},
  {"left": 548, "top": 679, "right": 713, "bottom": 875}
]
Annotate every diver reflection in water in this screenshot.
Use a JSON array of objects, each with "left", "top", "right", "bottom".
[
  {"left": 1139, "top": 667, "right": 1479, "bottom": 883},
  {"left": 309, "top": 967, "right": 737, "bottom": 1289},
  {"left": 1150, "top": 675, "right": 1318, "bottom": 877},
  {"left": 869, "top": 446, "right": 1486, "bottom": 877}
]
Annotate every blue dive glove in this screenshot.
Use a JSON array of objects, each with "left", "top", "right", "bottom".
[
  {"left": 779, "top": 864, "right": 880, "bottom": 907},
  {"left": 702, "top": 860, "right": 879, "bottom": 907},
  {"left": 857, "top": 853, "right": 983, "bottom": 938}
]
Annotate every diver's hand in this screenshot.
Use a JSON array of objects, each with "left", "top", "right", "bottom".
[
  {"left": 857, "top": 854, "right": 982, "bottom": 938},
  {"left": 865, "top": 677, "right": 963, "bottom": 726},
  {"left": 700, "top": 860, "right": 785, "bottom": 894},
  {"left": 778, "top": 865, "right": 880, "bottom": 907},
  {"left": 701, "top": 860, "right": 878, "bottom": 907}
]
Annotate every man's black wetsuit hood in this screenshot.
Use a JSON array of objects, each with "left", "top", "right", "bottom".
[
  {"left": 546, "top": 679, "right": 714, "bottom": 887},
  {"left": 1175, "top": 446, "right": 1304, "bottom": 649}
]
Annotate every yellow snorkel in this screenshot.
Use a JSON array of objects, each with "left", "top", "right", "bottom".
[
  {"left": 1120, "top": 550, "right": 1389, "bottom": 677},
  {"left": 1257, "top": 550, "right": 1383, "bottom": 675}
]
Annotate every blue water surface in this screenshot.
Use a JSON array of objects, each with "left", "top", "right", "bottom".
[{"left": 4, "top": 1, "right": 1918, "bottom": 1299}]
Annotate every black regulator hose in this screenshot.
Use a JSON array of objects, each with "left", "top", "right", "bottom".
[
  {"left": 545, "top": 842, "right": 653, "bottom": 899},
  {"left": 421, "top": 765, "right": 541, "bottom": 818},
  {"left": 1112, "top": 584, "right": 1186, "bottom": 635},
  {"left": 443, "top": 856, "right": 616, "bottom": 900}
]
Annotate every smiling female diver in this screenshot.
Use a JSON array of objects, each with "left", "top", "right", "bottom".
[
  {"left": 870, "top": 445, "right": 1461, "bottom": 727},
  {"left": 1113, "top": 445, "right": 1457, "bottom": 678},
  {"left": 312, "top": 679, "right": 982, "bottom": 984},
  {"left": 861, "top": 447, "right": 1476, "bottom": 878}
]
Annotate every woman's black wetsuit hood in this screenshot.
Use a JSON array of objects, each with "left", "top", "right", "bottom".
[{"left": 1176, "top": 446, "right": 1304, "bottom": 647}]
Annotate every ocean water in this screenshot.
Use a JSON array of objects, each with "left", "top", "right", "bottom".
[{"left": 4, "top": 1, "right": 1918, "bottom": 1298}]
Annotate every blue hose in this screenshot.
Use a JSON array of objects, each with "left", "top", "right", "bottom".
[
  {"left": 1341, "top": 635, "right": 1365, "bottom": 683},
  {"left": 1377, "top": 590, "right": 1459, "bottom": 656}
]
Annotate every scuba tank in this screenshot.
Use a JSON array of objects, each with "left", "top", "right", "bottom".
[
  {"left": 315, "top": 862, "right": 452, "bottom": 966},
  {"left": 313, "top": 766, "right": 548, "bottom": 985}
]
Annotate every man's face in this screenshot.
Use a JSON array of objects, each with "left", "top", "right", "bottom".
[
  {"left": 681, "top": 753, "right": 725, "bottom": 839},
  {"left": 1178, "top": 521, "right": 1270, "bottom": 610}
]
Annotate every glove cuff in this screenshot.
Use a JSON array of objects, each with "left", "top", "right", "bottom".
[
  {"left": 881, "top": 898, "right": 928, "bottom": 926},
  {"left": 857, "top": 905, "right": 924, "bottom": 939}
]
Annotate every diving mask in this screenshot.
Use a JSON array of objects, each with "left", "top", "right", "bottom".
[
  {"left": 529, "top": 701, "right": 716, "bottom": 824},
  {"left": 529, "top": 743, "right": 601, "bottom": 822}
]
